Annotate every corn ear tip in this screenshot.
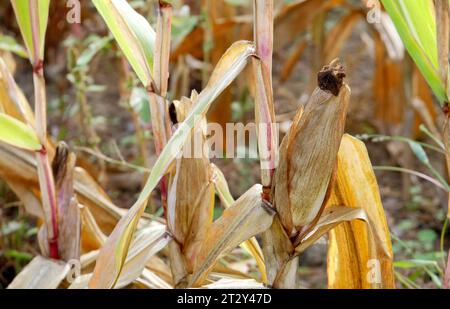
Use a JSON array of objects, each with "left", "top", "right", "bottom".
[{"left": 318, "top": 58, "right": 346, "bottom": 96}]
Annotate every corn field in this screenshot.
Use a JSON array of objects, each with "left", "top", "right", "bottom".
[{"left": 0, "top": 0, "right": 449, "bottom": 290}]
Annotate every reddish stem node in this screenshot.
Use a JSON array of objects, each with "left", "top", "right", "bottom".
[
  {"left": 49, "top": 237, "right": 59, "bottom": 260},
  {"left": 443, "top": 102, "right": 450, "bottom": 118},
  {"left": 33, "top": 60, "right": 44, "bottom": 75}
]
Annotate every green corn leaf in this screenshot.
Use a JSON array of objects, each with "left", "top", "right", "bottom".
[
  {"left": 93, "top": 0, "right": 155, "bottom": 87},
  {"left": 11, "top": 0, "right": 50, "bottom": 63},
  {"left": 381, "top": 0, "right": 447, "bottom": 103},
  {"left": 394, "top": 259, "right": 440, "bottom": 269},
  {"left": 0, "top": 113, "right": 41, "bottom": 151}
]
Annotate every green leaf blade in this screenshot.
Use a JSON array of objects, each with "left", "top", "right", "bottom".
[
  {"left": 0, "top": 113, "right": 41, "bottom": 151},
  {"left": 93, "top": 0, "right": 155, "bottom": 87},
  {"left": 382, "top": 0, "right": 447, "bottom": 103}
]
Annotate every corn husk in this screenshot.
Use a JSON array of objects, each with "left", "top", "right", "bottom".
[
  {"left": 273, "top": 60, "right": 350, "bottom": 233},
  {"left": 167, "top": 92, "right": 215, "bottom": 285},
  {"left": 261, "top": 215, "right": 297, "bottom": 288},
  {"left": 53, "top": 142, "right": 81, "bottom": 261}
]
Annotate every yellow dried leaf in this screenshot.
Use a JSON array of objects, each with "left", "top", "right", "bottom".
[
  {"left": 190, "top": 184, "right": 275, "bottom": 287},
  {"left": 326, "top": 134, "right": 395, "bottom": 289}
]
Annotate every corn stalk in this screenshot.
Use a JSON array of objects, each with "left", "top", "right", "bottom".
[
  {"left": 252, "top": 0, "right": 277, "bottom": 200},
  {"left": 10, "top": 0, "right": 60, "bottom": 259}
]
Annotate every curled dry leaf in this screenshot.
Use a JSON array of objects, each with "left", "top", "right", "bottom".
[
  {"left": 53, "top": 142, "right": 81, "bottom": 261},
  {"left": 295, "top": 206, "right": 369, "bottom": 253},
  {"left": 211, "top": 164, "right": 267, "bottom": 283},
  {"left": 326, "top": 134, "right": 395, "bottom": 289},
  {"left": 190, "top": 184, "right": 275, "bottom": 287},
  {"left": 273, "top": 59, "right": 350, "bottom": 234},
  {"left": 80, "top": 204, "right": 107, "bottom": 252},
  {"left": 7, "top": 256, "right": 69, "bottom": 289},
  {"left": 70, "top": 223, "right": 171, "bottom": 289},
  {"left": 261, "top": 215, "right": 297, "bottom": 288}
]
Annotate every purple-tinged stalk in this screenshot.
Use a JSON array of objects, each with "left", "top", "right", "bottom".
[
  {"left": 34, "top": 47, "right": 59, "bottom": 261},
  {"left": 12, "top": 0, "right": 59, "bottom": 259},
  {"left": 252, "top": 0, "right": 277, "bottom": 201}
]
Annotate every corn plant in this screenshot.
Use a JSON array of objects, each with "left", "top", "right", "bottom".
[{"left": 0, "top": 0, "right": 401, "bottom": 289}]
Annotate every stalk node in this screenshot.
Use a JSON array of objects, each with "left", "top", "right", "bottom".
[
  {"left": 33, "top": 60, "right": 44, "bottom": 75},
  {"left": 443, "top": 102, "right": 450, "bottom": 118}
]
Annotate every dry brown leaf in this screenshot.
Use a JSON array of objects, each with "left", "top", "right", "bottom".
[
  {"left": 7, "top": 256, "right": 69, "bottom": 289},
  {"left": 80, "top": 204, "right": 107, "bottom": 252},
  {"left": 190, "top": 184, "right": 275, "bottom": 287},
  {"left": 295, "top": 206, "right": 369, "bottom": 253}
]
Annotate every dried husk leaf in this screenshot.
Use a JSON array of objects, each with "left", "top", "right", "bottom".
[
  {"left": 190, "top": 184, "right": 275, "bottom": 287},
  {"left": 273, "top": 60, "right": 350, "bottom": 233},
  {"left": 168, "top": 239, "right": 189, "bottom": 287},
  {"left": 261, "top": 215, "right": 297, "bottom": 288},
  {"left": 326, "top": 134, "right": 395, "bottom": 289},
  {"left": 53, "top": 142, "right": 81, "bottom": 261},
  {"left": 170, "top": 96, "right": 213, "bottom": 264},
  {"left": 167, "top": 92, "right": 215, "bottom": 284}
]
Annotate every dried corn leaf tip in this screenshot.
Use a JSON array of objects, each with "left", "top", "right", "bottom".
[
  {"left": 52, "top": 142, "right": 70, "bottom": 187},
  {"left": 272, "top": 59, "right": 350, "bottom": 235}
]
